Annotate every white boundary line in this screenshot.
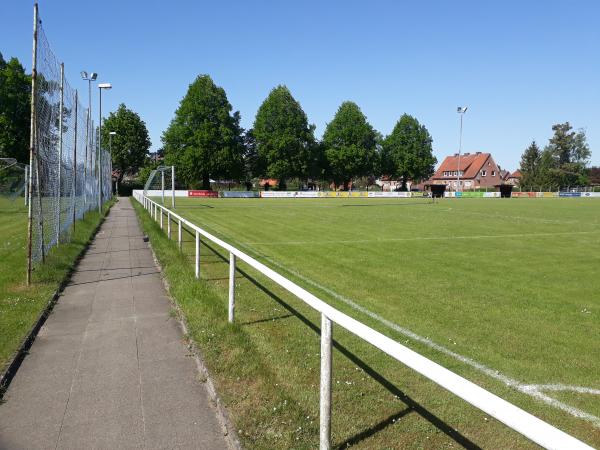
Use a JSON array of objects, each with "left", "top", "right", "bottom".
[
  {"left": 195, "top": 217, "right": 600, "bottom": 428},
  {"left": 243, "top": 230, "right": 600, "bottom": 246}
]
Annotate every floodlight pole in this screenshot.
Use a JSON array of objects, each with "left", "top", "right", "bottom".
[
  {"left": 81, "top": 71, "right": 96, "bottom": 213},
  {"left": 109, "top": 131, "right": 116, "bottom": 195},
  {"left": 456, "top": 107, "right": 467, "bottom": 192},
  {"left": 98, "top": 87, "right": 102, "bottom": 212},
  {"left": 98, "top": 83, "right": 111, "bottom": 211}
]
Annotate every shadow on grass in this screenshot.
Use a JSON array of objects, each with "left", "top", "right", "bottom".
[{"left": 199, "top": 240, "right": 481, "bottom": 449}]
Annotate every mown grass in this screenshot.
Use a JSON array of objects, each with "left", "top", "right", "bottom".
[
  {"left": 0, "top": 197, "right": 113, "bottom": 373},
  {"left": 135, "top": 196, "right": 600, "bottom": 448}
]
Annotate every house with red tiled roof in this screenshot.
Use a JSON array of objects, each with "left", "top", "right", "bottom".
[
  {"left": 428, "top": 152, "right": 502, "bottom": 190},
  {"left": 506, "top": 170, "right": 522, "bottom": 186}
]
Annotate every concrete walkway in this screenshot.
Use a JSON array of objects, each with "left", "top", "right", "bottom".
[{"left": 0, "top": 198, "right": 231, "bottom": 450}]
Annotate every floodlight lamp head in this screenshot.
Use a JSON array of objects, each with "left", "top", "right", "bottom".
[
  {"left": 98, "top": 83, "right": 112, "bottom": 89},
  {"left": 457, "top": 106, "right": 468, "bottom": 113},
  {"left": 80, "top": 71, "right": 88, "bottom": 79},
  {"left": 90, "top": 73, "right": 98, "bottom": 80}
]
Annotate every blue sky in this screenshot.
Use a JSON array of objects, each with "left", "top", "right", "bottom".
[{"left": 2, "top": 0, "right": 599, "bottom": 170}]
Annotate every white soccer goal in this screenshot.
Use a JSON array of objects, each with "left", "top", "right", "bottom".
[
  {"left": 0, "top": 158, "right": 29, "bottom": 205},
  {"left": 143, "top": 165, "right": 176, "bottom": 209}
]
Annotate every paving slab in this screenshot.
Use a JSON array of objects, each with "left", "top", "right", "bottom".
[{"left": 0, "top": 198, "right": 231, "bottom": 450}]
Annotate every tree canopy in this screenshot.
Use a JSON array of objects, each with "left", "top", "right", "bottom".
[
  {"left": 0, "top": 53, "right": 31, "bottom": 163},
  {"left": 323, "top": 101, "right": 379, "bottom": 190},
  {"left": 252, "top": 85, "right": 315, "bottom": 189},
  {"left": 519, "top": 123, "right": 591, "bottom": 188},
  {"left": 101, "top": 103, "right": 151, "bottom": 185},
  {"left": 381, "top": 114, "right": 436, "bottom": 190},
  {"left": 162, "top": 75, "right": 244, "bottom": 189}
]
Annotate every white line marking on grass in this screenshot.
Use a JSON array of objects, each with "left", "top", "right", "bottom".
[
  {"left": 243, "top": 230, "right": 600, "bottom": 246},
  {"left": 527, "top": 385, "right": 600, "bottom": 395},
  {"left": 195, "top": 217, "right": 600, "bottom": 427}
]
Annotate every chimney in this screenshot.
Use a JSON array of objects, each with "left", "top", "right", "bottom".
[
  {"left": 463, "top": 152, "right": 470, "bottom": 156},
  {"left": 476, "top": 151, "right": 482, "bottom": 155}
]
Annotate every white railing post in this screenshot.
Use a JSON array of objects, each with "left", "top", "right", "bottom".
[
  {"left": 195, "top": 231, "right": 200, "bottom": 279},
  {"left": 228, "top": 253, "right": 236, "bottom": 323},
  {"left": 178, "top": 219, "right": 182, "bottom": 250},
  {"left": 320, "top": 314, "right": 333, "bottom": 450},
  {"left": 160, "top": 208, "right": 163, "bottom": 229},
  {"left": 167, "top": 212, "right": 171, "bottom": 239}
]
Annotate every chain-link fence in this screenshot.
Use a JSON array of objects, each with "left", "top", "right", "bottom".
[{"left": 27, "top": 6, "right": 112, "bottom": 282}]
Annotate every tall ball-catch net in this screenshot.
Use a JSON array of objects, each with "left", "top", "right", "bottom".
[{"left": 28, "top": 15, "right": 112, "bottom": 267}]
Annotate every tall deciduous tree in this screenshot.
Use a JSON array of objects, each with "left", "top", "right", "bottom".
[
  {"left": 543, "top": 123, "right": 591, "bottom": 187},
  {"left": 381, "top": 114, "right": 436, "bottom": 190},
  {"left": 0, "top": 53, "right": 31, "bottom": 163},
  {"left": 162, "top": 75, "right": 244, "bottom": 189},
  {"left": 101, "top": 103, "right": 151, "bottom": 192},
  {"left": 323, "top": 101, "right": 378, "bottom": 190},
  {"left": 253, "top": 86, "right": 315, "bottom": 190}
]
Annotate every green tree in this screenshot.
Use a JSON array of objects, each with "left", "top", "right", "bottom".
[
  {"left": 162, "top": 75, "right": 244, "bottom": 189},
  {"left": 101, "top": 103, "right": 151, "bottom": 193},
  {"left": 381, "top": 114, "right": 436, "bottom": 190},
  {"left": 323, "top": 101, "right": 378, "bottom": 190},
  {"left": 0, "top": 53, "right": 31, "bottom": 163},
  {"left": 543, "top": 123, "right": 591, "bottom": 187},
  {"left": 253, "top": 85, "right": 315, "bottom": 190},
  {"left": 519, "top": 141, "right": 542, "bottom": 189}
]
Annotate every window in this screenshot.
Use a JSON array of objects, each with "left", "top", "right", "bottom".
[
  {"left": 491, "top": 170, "right": 496, "bottom": 176},
  {"left": 453, "top": 171, "right": 457, "bottom": 176},
  {"left": 481, "top": 170, "right": 487, "bottom": 176}
]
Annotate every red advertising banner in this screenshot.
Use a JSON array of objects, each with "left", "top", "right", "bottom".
[{"left": 188, "top": 190, "right": 218, "bottom": 198}]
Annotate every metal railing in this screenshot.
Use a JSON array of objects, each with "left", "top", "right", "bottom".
[{"left": 133, "top": 191, "right": 593, "bottom": 450}]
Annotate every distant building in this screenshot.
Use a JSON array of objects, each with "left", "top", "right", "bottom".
[
  {"left": 428, "top": 152, "right": 502, "bottom": 190},
  {"left": 506, "top": 170, "right": 522, "bottom": 186}
]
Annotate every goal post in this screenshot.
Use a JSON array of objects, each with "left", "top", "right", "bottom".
[
  {"left": 143, "top": 165, "right": 176, "bottom": 209},
  {"left": 0, "top": 158, "right": 29, "bottom": 204}
]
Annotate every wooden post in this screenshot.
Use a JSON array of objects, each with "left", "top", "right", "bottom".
[{"left": 26, "top": 3, "right": 39, "bottom": 285}]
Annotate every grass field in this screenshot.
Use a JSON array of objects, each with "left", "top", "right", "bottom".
[
  {"left": 0, "top": 197, "right": 111, "bottom": 376},
  {"left": 140, "top": 196, "right": 600, "bottom": 449}
]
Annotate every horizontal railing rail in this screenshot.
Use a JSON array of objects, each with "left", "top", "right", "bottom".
[{"left": 133, "top": 191, "right": 593, "bottom": 450}]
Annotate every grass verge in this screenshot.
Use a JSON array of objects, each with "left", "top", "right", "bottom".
[
  {"left": 132, "top": 197, "right": 600, "bottom": 449},
  {"left": 0, "top": 199, "right": 115, "bottom": 385}
]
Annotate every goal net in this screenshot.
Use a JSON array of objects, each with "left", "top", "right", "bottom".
[
  {"left": 0, "top": 158, "right": 28, "bottom": 203},
  {"left": 143, "top": 165, "right": 176, "bottom": 207}
]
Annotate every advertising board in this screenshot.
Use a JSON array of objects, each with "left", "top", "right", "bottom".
[
  {"left": 221, "top": 191, "right": 259, "bottom": 198},
  {"left": 188, "top": 190, "right": 219, "bottom": 198}
]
